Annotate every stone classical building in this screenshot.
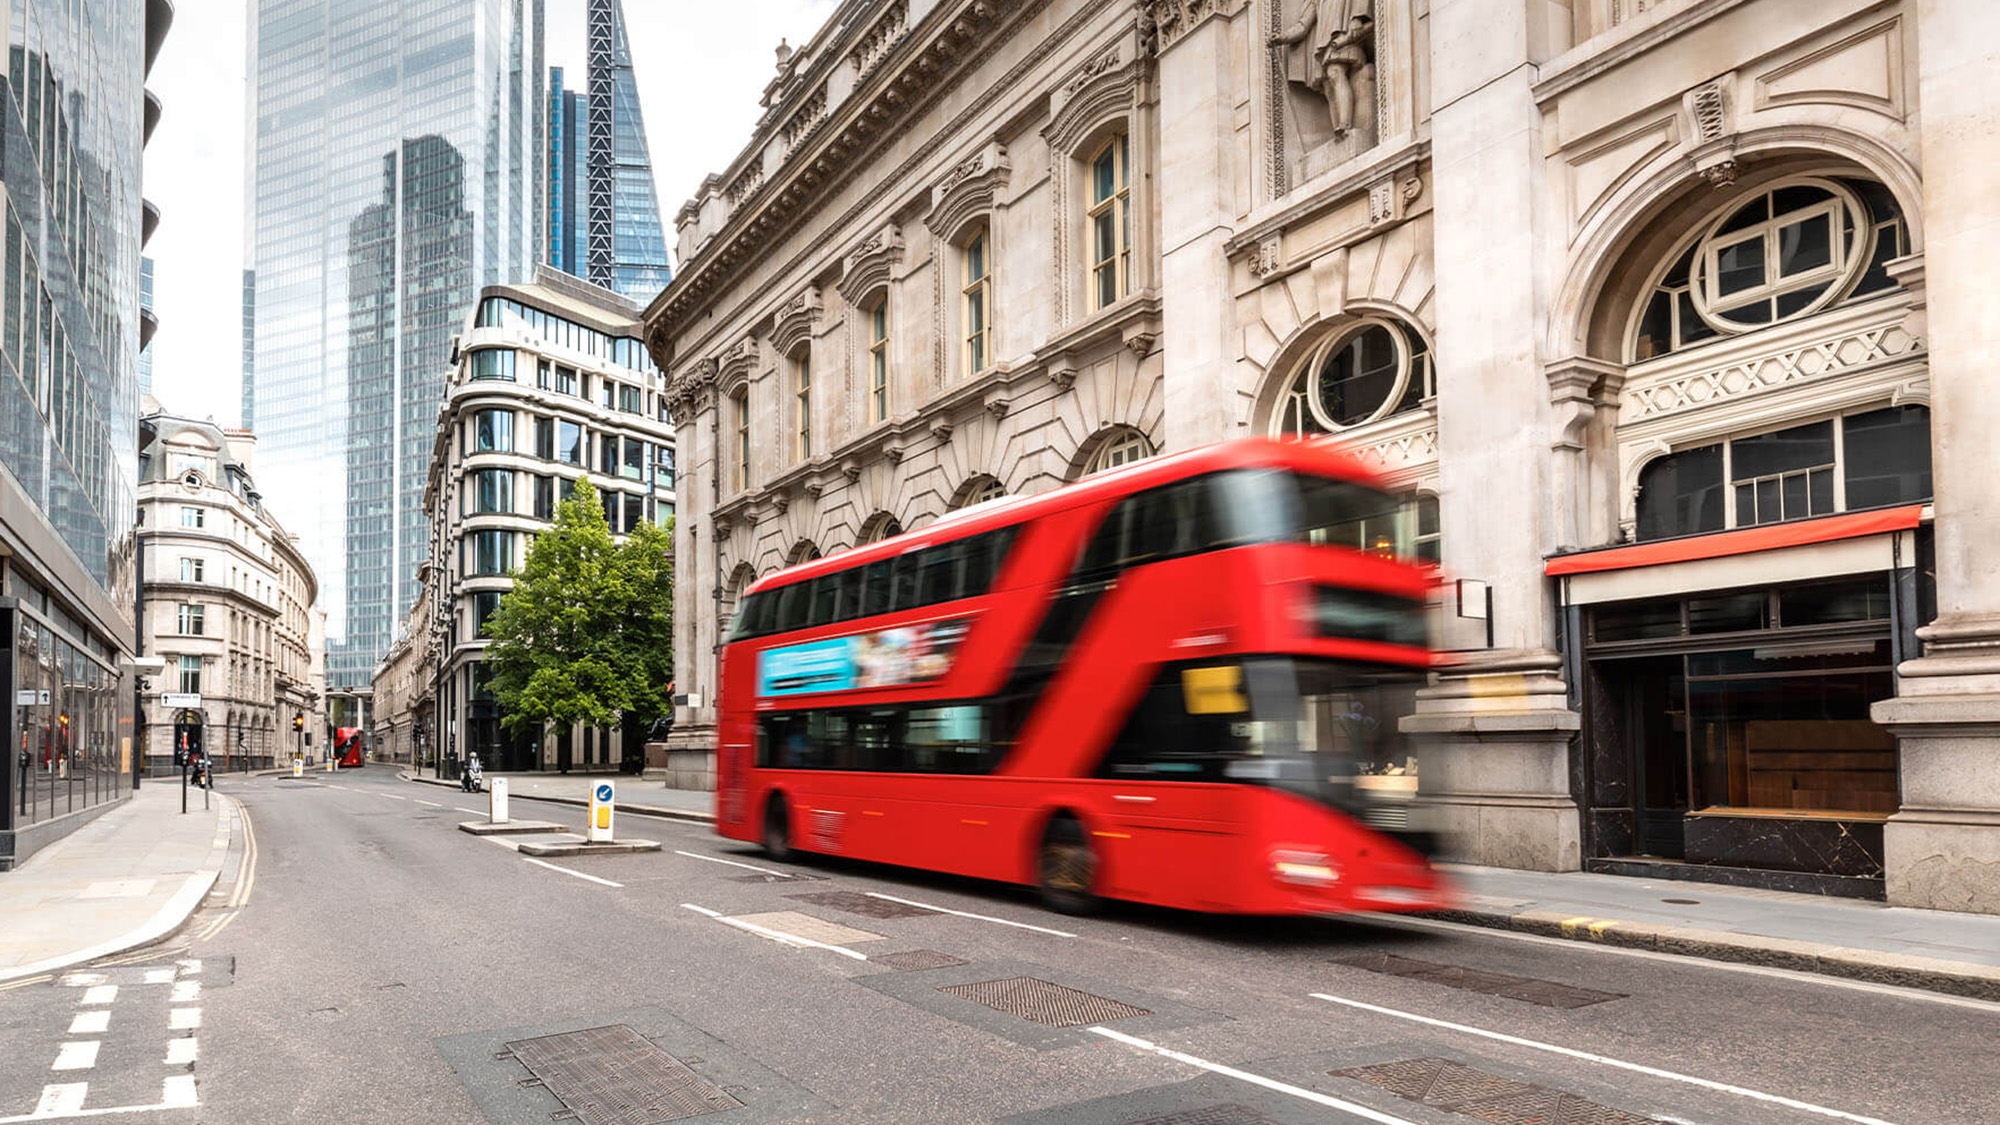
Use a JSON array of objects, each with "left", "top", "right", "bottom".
[
  {"left": 137, "top": 405, "right": 325, "bottom": 774},
  {"left": 371, "top": 579, "right": 435, "bottom": 767},
  {"left": 645, "top": 0, "right": 2000, "bottom": 912},
  {"left": 414, "top": 267, "right": 676, "bottom": 773}
]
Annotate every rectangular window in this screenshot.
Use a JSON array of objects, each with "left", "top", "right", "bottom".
[
  {"left": 599, "top": 433, "right": 618, "bottom": 474},
  {"left": 535, "top": 416, "right": 555, "bottom": 460},
  {"left": 962, "top": 230, "right": 990, "bottom": 376},
  {"left": 795, "top": 354, "right": 813, "bottom": 459},
  {"left": 1730, "top": 420, "right": 1835, "bottom": 526},
  {"left": 180, "top": 506, "right": 205, "bottom": 529},
  {"left": 1087, "top": 132, "right": 1131, "bottom": 311},
  {"left": 619, "top": 385, "right": 643, "bottom": 414},
  {"left": 559, "top": 420, "right": 584, "bottom": 465},
  {"left": 623, "top": 492, "right": 643, "bottom": 534},
  {"left": 472, "top": 469, "right": 513, "bottom": 515},
  {"left": 1842, "top": 406, "right": 1932, "bottom": 510},
  {"left": 622, "top": 437, "right": 645, "bottom": 480},
  {"left": 868, "top": 303, "right": 889, "bottom": 423},
  {"left": 473, "top": 409, "right": 513, "bottom": 453},
  {"left": 603, "top": 491, "right": 620, "bottom": 530},
  {"left": 469, "top": 348, "right": 515, "bottom": 381},
  {"left": 472, "top": 591, "right": 503, "bottom": 636},
  {"left": 178, "top": 655, "right": 202, "bottom": 695},
  {"left": 601, "top": 379, "right": 618, "bottom": 409},
  {"left": 655, "top": 445, "right": 676, "bottom": 489},
  {"left": 180, "top": 557, "right": 204, "bottom": 583},
  {"left": 533, "top": 475, "right": 555, "bottom": 520},
  {"left": 734, "top": 389, "right": 750, "bottom": 490},
  {"left": 554, "top": 365, "right": 577, "bottom": 395},
  {"left": 537, "top": 358, "right": 552, "bottom": 389},
  {"left": 178, "top": 604, "right": 204, "bottom": 636},
  {"left": 471, "top": 531, "right": 513, "bottom": 576}
]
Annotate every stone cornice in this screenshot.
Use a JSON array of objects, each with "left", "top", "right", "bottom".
[
  {"left": 1223, "top": 139, "right": 1431, "bottom": 260},
  {"left": 1141, "top": 0, "right": 1241, "bottom": 53}
]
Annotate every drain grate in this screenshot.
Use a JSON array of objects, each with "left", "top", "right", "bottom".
[
  {"left": 873, "top": 949, "right": 967, "bottom": 972},
  {"left": 1334, "top": 1057, "right": 1664, "bottom": 1125},
  {"left": 785, "top": 890, "right": 941, "bottom": 919},
  {"left": 505, "top": 1024, "right": 742, "bottom": 1125},
  {"left": 1336, "top": 953, "right": 1625, "bottom": 1008},
  {"left": 939, "top": 977, "right": 1150, "bottom": 1027},
  {"left": 1123, "top": 1105, "right": 1281, "bottom": 1125}
]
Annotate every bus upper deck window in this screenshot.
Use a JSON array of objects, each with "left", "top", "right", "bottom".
[{"left": 860, "top": 560, "right": 892, "bottom": 617}]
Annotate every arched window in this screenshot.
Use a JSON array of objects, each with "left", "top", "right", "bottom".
[
  {"left": 866, "top": 298, "right": 890, "bottom": 423},
  {"left": 1630, "top": 177, "right": 1907, "bottom": 361},
  {"left": 951, "top": 475, "right": 1006, "bottom": 509},
  {"left": 961, "top": 226, "right": 991, "bottom": 376},
  {"left": 1270, "top": 317, "right": 1433, "bottom": 436},
  {"left": 786, "top": 541, "right": 821, "bottom": 567},
  {"left": 1082, "top": 427, "right": 1153, "bottom": 476},
  {"left": 1086, "top": 131, "right": 1131, "bottom": 311},
  {"left": 791, "top": 349, "right": 812, "bottom": 461},
  {"left": 859, "top": 512, "right": 903, "bottom": 543}
]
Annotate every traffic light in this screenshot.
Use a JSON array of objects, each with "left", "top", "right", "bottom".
[{"left": 293, "top": 713, "right": 306, "bottom": 732}]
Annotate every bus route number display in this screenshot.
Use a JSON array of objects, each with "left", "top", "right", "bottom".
[{"left": 757, "top": 617, "right": 973, "bottom": 698}]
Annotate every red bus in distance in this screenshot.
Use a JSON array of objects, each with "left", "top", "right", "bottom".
[{"left": 714, "top": 438, "right": 1449, "bottom": 915}]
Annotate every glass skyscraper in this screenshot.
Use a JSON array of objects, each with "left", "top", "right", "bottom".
[
  {"left": 138, "top": 256, "right": 155, "bottom": 397},
  {"left": 245, "top": 0, "right": 544, "bottom": 689},
  {"left": 543, "top": 0, "right": 668, "bottom": 303},
  {"left": 3, "top": 0, "right": 163, "bottom": 864}
]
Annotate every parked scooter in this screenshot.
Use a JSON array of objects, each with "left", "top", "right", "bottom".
[{"left": 460, "top": 753, "right": 483, "bottom": 793}]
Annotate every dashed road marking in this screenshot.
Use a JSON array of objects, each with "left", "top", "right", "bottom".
[
  {"left": 862, "top": 892, "right": 1076, "bottom": 938},
  {"left": 521, "top": 857, "right": 623, "bottom": 888},
  {"left": 32, "top": 1085, "right": 87, "bottom": 1115},
  {"left": 141, "top": 970, "right": 174, "bottom": 985},
  {"left": 52, "top": 1042, "right": 99, "bottom": 1071},
  {"left": 680, "top": 903, "right": 869, "bottom": 961},
  {"left": 61, "top": 974, "right": 106, "bottom": 988},
  {"left": 164, "top": 1039, "right": 197, "bottom": 1066},
  {"left": 66, "top": 1012, "right": 109, "bottom": 1036},
  {"left": 1309, "top": 992, "right": 1902, "bottom": 1125},
  {"left": 169, "top": 981, "right": 199, "bottom": 1003},
  {"left": 1086, "top": 1027, "right": 1420, "bottom": 1124},
  {"left": 673, "top": 850, "right": 793, "bottom": 877},
  {"left": 79, "top": 986, "right": 117, "bottom": 1006},
  {"left": 168, "top": 1009, "right": 201, "bottom": 1031},
  {"left": 415, "top": 799, "right": 443, "bottom": 808}
]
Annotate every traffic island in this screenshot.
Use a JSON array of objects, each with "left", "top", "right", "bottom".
[
  {"left": 458, "top": 820, "right": 569, "bottom": 836},
  {"left": 516, "top": 837, "right": 662, "bottom": 857}
]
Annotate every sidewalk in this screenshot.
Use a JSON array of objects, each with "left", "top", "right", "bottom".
[
  {"left": 0, "top": 784, "right": 237, "bottom": 982},
  {"left": 400, "top": 770, "right": 713, "bottom": 822},
  {"left": 1433, "top": 864, "right": 2000, "bottom": 1000}
]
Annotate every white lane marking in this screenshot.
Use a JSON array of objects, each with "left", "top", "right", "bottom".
[
  {"left": 1310, "top": 992, "right": 1902, "bottom": 1125},
  {"left": 521, "top": 857, "right": 624, "bottom": 888},
  {"left": 169, "top": 981, "right": 200, "bottom": 1003},
  {"left": 161, "top": 1075, "right": 198, "bottom": 1107},
  {"left": 164, "top": 1038, "right": 197, "bottom": 1066},
  {"left": 863, "top": 892, "right": 1076, "bottom": 938},
  {"left": 176, "top": 959, "right": 201, "bottom": 977},
  {"left": 415, "top": 799, "right": 443, "bottom": 807},
  {"left": 67, "top": 1012, "right": 109, "bottom": 1035},
  {"left": 673, "top": 850, "right": 793, "bottom": 877},
  {"left": 680, "top": 903, "right": 870, "bottom": 961},
  {"left": 378, "top": 794, "right": 406, "bottom": 801},
  {"left": 142, "top": 969, "right": 174, "bottom": 985},
  {"left": 455, "top": 807, "right": 482, "bottom": 815},
  {"left": 325, "top": 784, "right": 350, "bottom": 791},
  {"left": 52, "top": 1042, "right": 100, "bottom": 1071},
  {"left": 33, "top": 1085, "right": 87, "bottom": 1114},
  {"left": 1087, "top": 1027, "right": 1420, "bottom": 1125},
  {"left": 58, "top": 974, "right": 105, "bottom": 988},
  {"left": 167, "top": 1009, "right": 201, "bottom": 1031},
  {"left": 78, "top": 986, "right": 116, "bottom": 1006},
  {"left": 1362, "top": 912, "right": 2000, "bottom": 1015}
]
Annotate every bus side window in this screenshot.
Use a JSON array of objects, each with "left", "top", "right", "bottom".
[
  {"left": 775, "top": 582, "right": 808, "bottom": 633},
  {"left": 962, "top": 527, "right": 1017, "bottom": 596},
  {"left": 916, "top": 542, "right": 962, "bottom": 605},
  {"left": 860, "top": 560, "right": 892, "bottom": 617},
  {"left": 1077, "top": 501, "right": 1132, "bottom": 580},
  {"left": 751, "top": 589, "right": 780, "bottom": 635},
  {"left": 889, "top": 553, "right": 921, "bottom": 611},
  {"left": 835, "top": 568, "right": 862, "bottom": 622},
  {"left": 810, "top": 575, "right": 839, "bottom": 626}
]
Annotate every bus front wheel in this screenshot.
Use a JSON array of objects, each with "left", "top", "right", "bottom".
[
  {"left": 1036, "top": 815, "right": 1100, "bottom": 915},
  {"left": 762, "top": 794, "right": 796, "bottom": 862}
]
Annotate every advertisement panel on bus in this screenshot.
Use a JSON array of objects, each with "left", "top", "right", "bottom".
[{"left": 756, "top": 616, "right": 973, "bottom": 698}]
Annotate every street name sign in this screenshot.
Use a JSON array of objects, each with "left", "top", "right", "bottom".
[{"left": 160, "top": 692, "right": 202, "bottom": 709}]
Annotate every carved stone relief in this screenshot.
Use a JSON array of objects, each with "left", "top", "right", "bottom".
[{"left": 1271, "top": 0, "right": 1380, "bottom": 171}]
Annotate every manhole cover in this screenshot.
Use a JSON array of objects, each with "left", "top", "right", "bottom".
[
  {"left": 939, "top": 977, "right": 1150, "bottom": 1027},
  {"left": 1124, "top": 1105, "right": 1280, "bottom": 1125},
  {"left": 785, "top": 890, "right": 940, "bottom": 919},
  {"left": 1336, "top": 953, "right": 1624, "bottom": 1008},
  {"left": 873, "top": 949, "right": 967, "bottom": 972},
  {"left": 1334, "top": 1057, "right": 1663, "bottom": 1125},
  {"left": 506, "top": 1024, "right": 742, "bottom": 1125}
]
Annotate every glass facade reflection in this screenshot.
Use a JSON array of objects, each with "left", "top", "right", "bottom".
[
  {"left": 547, "top": 66, "right": 587, "bottom": 278},
  {"left": 247, "top": 0, "right": 543, "bottom": 689},
  {"left": 582, "top": 0, "right": 670, "bottom": 302}
]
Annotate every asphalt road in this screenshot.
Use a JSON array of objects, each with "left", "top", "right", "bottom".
[{"left": 1, "top": 766, "right": 1994, "bottom": 1124}]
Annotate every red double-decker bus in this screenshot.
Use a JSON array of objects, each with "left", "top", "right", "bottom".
[{"left": 714, "top": 438, "right": 1449, "bottom": 915}]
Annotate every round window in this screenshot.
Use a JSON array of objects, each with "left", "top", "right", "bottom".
[
  {"left": 1272, "top": 317, "right": 1432, "bottom": 437},
  {"left": 1687, "top": 179, "right": 1866, "bottom": 333}
]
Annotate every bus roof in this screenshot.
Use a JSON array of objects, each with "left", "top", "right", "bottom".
[{"left": 743, "top": 437, "right": 1384, "bottom": 597}]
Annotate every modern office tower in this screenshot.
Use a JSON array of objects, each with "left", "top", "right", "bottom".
[
  {"left": 2, "top": 0, "right": 171, "bottom": 865},
  {"left": 540, "top": 0, "right": 669, "bottom": 302},
  {"left": 244, "top": 1, "right": 544, "bottom": 691},
  {"left": 547, "top": 66, "right": 588, "bottom": 279},
  {"left": 239, "top": 268, "right": 254, "bottom": 429},
  {"left": 138, "top": 257, "right": 156, "bottom": 397}
]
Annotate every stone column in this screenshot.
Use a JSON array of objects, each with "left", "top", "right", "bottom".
[
  {"left": 1404, "top": 0, "right": 1580, "bottom": 871},
  {"left": 1153, "top": 4, "right": 1240, "bottom": 449},
  {"left": 1869, "top": 0, "right": 2000, "bottom": 914},
  {"left": 666, "top": 370, "right": 720, "bottom": 762}
]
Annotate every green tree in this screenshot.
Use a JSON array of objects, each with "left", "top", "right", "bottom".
[{"left": 483, "top": 481, "right": 674, "bottom": 749}]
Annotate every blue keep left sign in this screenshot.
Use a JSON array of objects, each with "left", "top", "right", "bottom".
[{"left": 594, "top": 783, "right": 614, "bottom": 803}]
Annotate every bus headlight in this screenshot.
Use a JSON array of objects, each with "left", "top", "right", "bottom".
[{"left": 1270, "top": 849, "right": 1341, "bottom": 887}]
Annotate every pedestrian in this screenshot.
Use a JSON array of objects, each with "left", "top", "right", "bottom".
[{"left": 461, "top": 751, "right": 482, "bottom": 793}]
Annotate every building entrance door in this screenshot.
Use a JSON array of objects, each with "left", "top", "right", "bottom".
[{"left": 1610, "top": 656, "right": 1689, "bottom": 858}]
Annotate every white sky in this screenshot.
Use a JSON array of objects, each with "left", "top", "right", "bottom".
[{"left": 144, "top": 0, "right": 839, "bottom": 428}]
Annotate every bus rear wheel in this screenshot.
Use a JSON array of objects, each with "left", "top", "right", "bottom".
[
  {"left": 763, "top": 794, "right": 795, "bottom": 862},
  {"left": 1036, "top": 815, "right": 1100, "bottom": 915}
]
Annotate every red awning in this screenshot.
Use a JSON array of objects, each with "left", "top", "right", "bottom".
[{"left": 1545, "top": 505, "right": 1925, "bottom": 577}]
